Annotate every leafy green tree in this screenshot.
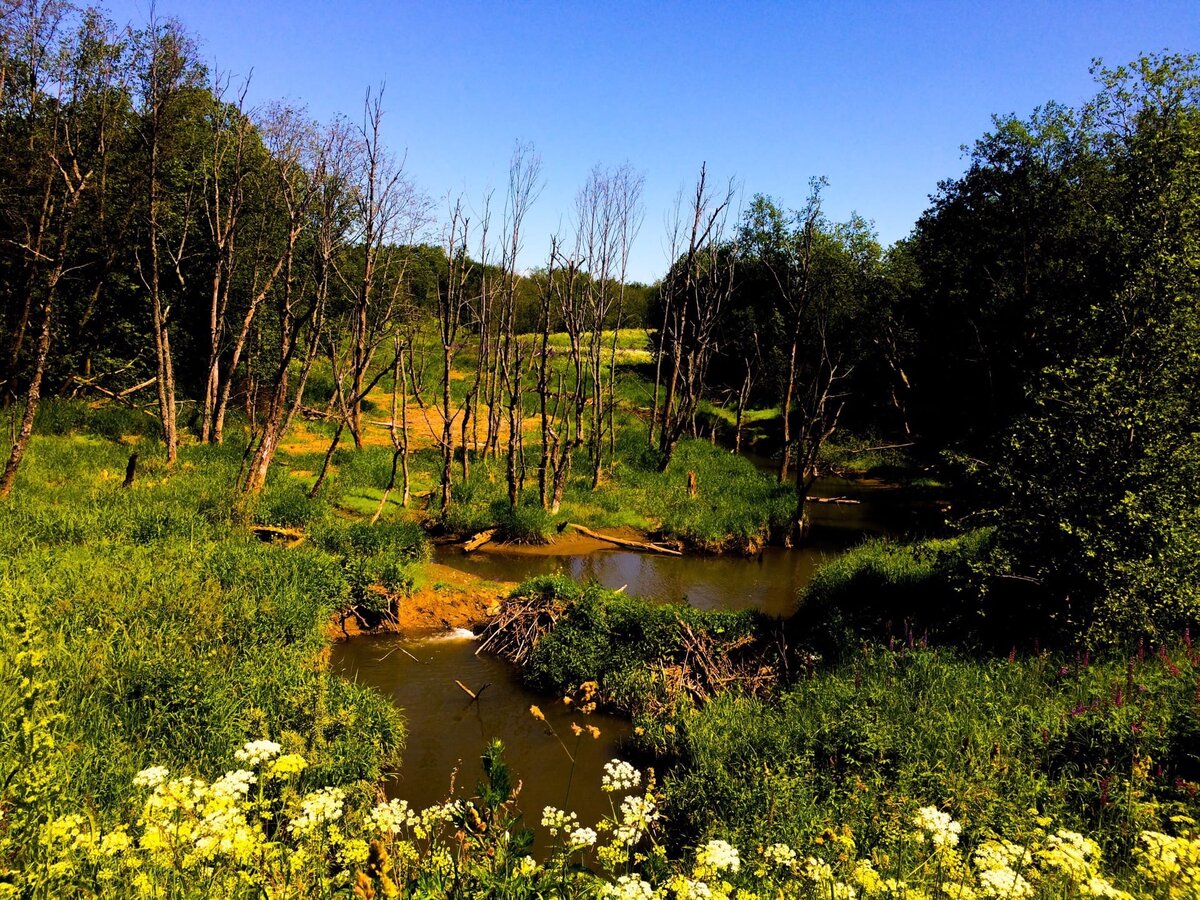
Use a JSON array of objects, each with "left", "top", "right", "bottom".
[{"left": 914, "top": 53, "right": 1200, "bottom": 642}]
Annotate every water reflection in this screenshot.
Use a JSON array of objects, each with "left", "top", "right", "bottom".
[{"left": 433, "top": 477, "right": 926, "bottom": 618}]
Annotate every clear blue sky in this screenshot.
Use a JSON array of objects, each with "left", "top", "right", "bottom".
[{"left": 104, "top": 1, "right": 1198, "bottom": 282}]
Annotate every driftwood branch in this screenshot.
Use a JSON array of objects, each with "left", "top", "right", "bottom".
[
  {"left": 69, "top": 375, "right": 157, "bottom": 407},
  {"left": 842, "top": 442, "right": 915, "bottom": 454},
  {"left": 463, "top": 528, "right": 497, "bottom": 552},
  {"left": 568, "top": 523, "right": 683, "bottom": 556},
  {"left": 251, "top": 525, "right": 306, "bottom": 547}
]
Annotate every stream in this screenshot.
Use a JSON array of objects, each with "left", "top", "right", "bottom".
[{"left": 330, "top": 477, "right": 934, "bottom": 844}]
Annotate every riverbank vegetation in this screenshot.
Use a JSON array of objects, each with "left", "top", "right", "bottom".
[{"left": 3, "top": 0, "right": 1200, "bottom": 895}]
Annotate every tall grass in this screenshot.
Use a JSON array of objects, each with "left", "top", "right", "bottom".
[
  {"left": 0, "top": 431, "right": 404, "bottom": 825},
  {"left": 660, "top": 641, "right": 1200, "bottom": 864}
]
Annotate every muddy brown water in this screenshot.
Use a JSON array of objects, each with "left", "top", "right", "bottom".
[
  {"left": 332, "top": 630, "right": 630, "bottom": 848},
  {"left": 330, "top": 477, "right": 931, "bottom": 851},
  {"left": 430, "top": 477, "right": 928, "bottom": 618}
]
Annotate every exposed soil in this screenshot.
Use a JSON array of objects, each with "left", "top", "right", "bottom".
[
  {"left": 327, "top": 562, "right": 516, "bottom": 642},
  {"left": 280, "top": 389, "right": 543, "bottom": 457}
]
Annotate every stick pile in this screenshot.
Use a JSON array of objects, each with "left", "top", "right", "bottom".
[{"left": 474, "top": 593, "right": 569, "bottom": 666}]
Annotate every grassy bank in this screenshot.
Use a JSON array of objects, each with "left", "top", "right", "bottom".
[
  {"left": 0, "top": 428, "right": 407, "bottom": 888},
  {"left": 3, "top": 414, "right": 1199, "bottom": 896}
]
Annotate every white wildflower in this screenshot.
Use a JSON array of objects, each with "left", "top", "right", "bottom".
[
  {"left": 541, "top": 805, "right": 579, "bottom": 836},
  {"left": 914, "top": 805, "right": 962, "bottom": 848},
  {"left": 602, "top": 759, "right": 642, "bottom": 793},
  {"left": 568, "top": 826, "right": 598, "bottom": 850},
  {"left": 601, "top": 874, "right": 657, "bottom": 899},
  {"left": 696, "top": 838, "right": 741, "bottom": 874},
  {"left": 288, "top": 787, "right": 345, "bottom": 836},
  {"left": 234, "top": 739, "right": 282, "bottom": 767},
  {"left": 368, "top": 798, "right": 418, "bottom": 835},
  {"left": 133, "top": 766, "right": 170, "bottom": 789}
]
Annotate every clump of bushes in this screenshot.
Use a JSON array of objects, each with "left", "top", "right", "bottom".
[
  {"left": 788, "top": 528, "right": 1054, "bottom": 654},
  {"left": 515, "top": 580, "right": 772, "bottom": 724},
  {"left": 309, "top": 518, "right": 429, "bottom": 627},
  {"left": 651, "top": 439, "right": 795, "bottom": 552},
  {"left": 494, "top": 498, "right": 553, "bottom": 545}
]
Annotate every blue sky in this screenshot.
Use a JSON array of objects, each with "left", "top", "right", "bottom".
[{"left": 105, "top": 1, "right": 1198, "bottom": 281}]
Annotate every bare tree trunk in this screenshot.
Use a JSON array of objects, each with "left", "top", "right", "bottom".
[
  {"left": 440, "top": 346, "right": 454, "bottom": 510},
  {"left": 200, "top": 78, "right": 251, "bottom": 442},
  {"left": 779, "top": 336, "right": 797, "bottom": 481},
  {"left": 536, "top": 242, "right": 556, "bottom": 509},
  {"left": 0, "top": 296, "right": 50, "bottom": 499}
]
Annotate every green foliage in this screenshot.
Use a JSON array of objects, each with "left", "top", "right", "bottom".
[
  {"left": 522, "top": 581, "right": 762, "bottom": 715},
  {"left": 256, "top": 478, "right": 328, "bottom": 527},
  {"left": 311, "top": 518, "right": 429, "bottom": 562},
  {"left": 493, "top": 498, "right": 553, "bottom": 545},
  {"left": 0, "top": 434, "right": 403, "bottom": 835},
  {"left": 34, "top": 399, "right": 164, "bottom": 441},
  {"left": 911, "top": 53, "right": 1200, "bottom": 644},
  {"left": 509, "top": 574, "right": 585, "bottom": 604},
  {"left": 794, "top": 530, "right": 1014, "bottom": 653},
  {"left": 660, "top": 643, "right": 1200, "bottom": 861},
  {"left": 653, "top": 440, "right": 794, "bottom": 551}
]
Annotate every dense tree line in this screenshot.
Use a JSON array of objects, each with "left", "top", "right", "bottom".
[{"left": 913, "top": 56, "right": 1200, "bottom": 642}]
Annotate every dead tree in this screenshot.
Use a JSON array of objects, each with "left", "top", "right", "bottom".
[
  {"left": 770, "top": 178, "right": 825, "bottom": 483},
  {"left": 241, "top": 116, "right": 345, "bottom": 496},
  {"left": 542, "top": 239, "right": 588, "bottom": 514},
  {"left": 603, "top": 165, "right": 644, "bottom": 474},
  {"left": 343, "top": 87, "right": 424, "bottom": 449},
  {"left": 497, "top": 142, "right": 541, "bottom": 509},
  {"left": 434, "top": 200, "right": 475, "bottom": 513},
  {"left": 199, "top": 74, "right": 254, "bottom": 442},
  {"left": 655, "top": 164, "right": 738, "bottom": 467}
]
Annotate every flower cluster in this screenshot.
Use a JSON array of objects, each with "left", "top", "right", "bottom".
[
  {"left": 914, "top": 804, "right": 962, "bottom": 848},
  {"left": 613, "top": 794, "right": 660, "bottom": 847},
  {"left": 22, "top": 745, "right": 1199, "bottom": 900},
  {"left": 759, "top": 842, "right": 798, "bottom": 871},
  {"left": 368, "top": 798, "right": 418, "bottom": 835},
  {"left": 1137, "top": 830, "right": 1200, "bottom": 897},
  {"left": 266, "top": 752, "right": 307, "bottom": 779},
  {"left": 602, "top": 758, "right": 642, "bottom": 793},
  {"left": 233, "top": 739, "right": 281, "bottom": 767},
  {"left": 132, "top": 765, "right": 169, "bottom": 789},
  {"left": 541, "top": 805, "right": 579, "bottom": 836},
  {"left": 287, "top": 787, "right": 345, "bottom": 837},
  {"left": 601, "top": 874, "right": 657, "bottom": 899},
  {"left": 567, "top": 826, "right": 598, "bottom": 850},
  {"left": 695, "top": 839, "right": 740, "bottom": 875}
]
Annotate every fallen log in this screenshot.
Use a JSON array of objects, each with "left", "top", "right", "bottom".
[
  {"left": 251, "top": 525, "right": 306, "bottom": 546},
  {"left": 809, "top": 496, "right": 861, "bottom": 505},
  {"left": 568, "top": 523, "right": 683, "bottom": 556},
  {"left": 463, "top": 528, "right": 497, "bottom": 552}
]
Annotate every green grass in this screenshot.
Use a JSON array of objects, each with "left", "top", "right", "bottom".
[
  {"left": 659, "top": 642, "right": 1200, "bottom": 863},
  {"left": 0, "top": 425, "right": 405, "bottom": 827}
]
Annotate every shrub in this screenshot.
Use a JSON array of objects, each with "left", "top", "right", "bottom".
[
  {"left": 524, "top": 585, "right": 763, "bottom": 716},
  {"left": 311, "top": 519, "right": 428, "bottom": 561},
  {"left": 792, "top": 528, "right": 1020, "bottom": 654},
  {"left": 494, "top": 499, "right": 552, "bottom": 545}
]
